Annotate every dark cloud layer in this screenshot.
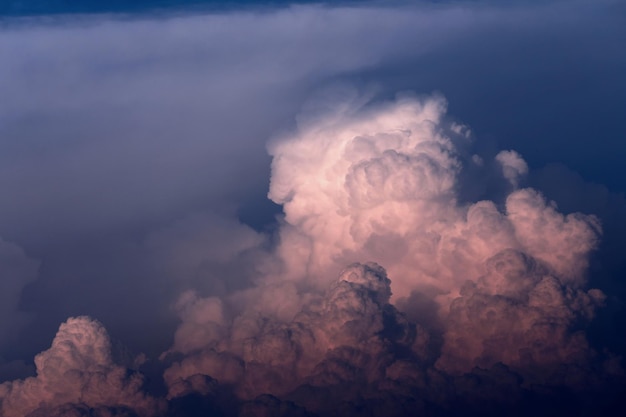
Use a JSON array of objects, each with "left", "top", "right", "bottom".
[
  {"left": 0, "top": 0, "right": 367, "bottom": 17},
  {"left": 0, "top": 1, "right": 625, "bottom": 416}
]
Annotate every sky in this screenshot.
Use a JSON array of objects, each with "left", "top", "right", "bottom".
[{"left": 0, "top": 0, "right": 625, "bottom": 416}]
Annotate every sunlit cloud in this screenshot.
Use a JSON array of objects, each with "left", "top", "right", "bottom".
[{"left": 0, "top": 1, "right": 624, "bottom": 416}]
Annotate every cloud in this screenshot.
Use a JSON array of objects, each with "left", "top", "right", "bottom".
[
  {"left": 0, "top": 0, "right": 624, "bottom": 415},
  {"left": 437, "top": 248, "right": 605, "bottom": 377},
  {"left": 142, "top": 211, "right": 267, "bottom": 296},
  {"left": 0, "top": 317, "right": 164, "bottom": 417},
  {"left": 0, "top": 4, "right": 471, "bottom": 244},
  {"left": 496, "top": 150, "right": 528, "bottom": 187},
  {"left": 265, "top": 93, "right": 601, "bottom": 314},
  {"left": 164, "top": 262, "right": 426, "bottom": 401},
  {"left": 0, "top": 0, "right": 621, "bottom": 366},
  {"left": 2, "top": 0, "right": 619, "bottom": 245},
  {"left": 1, "top": 86, "right": 616, "bottom": 415},
  {"left": 158, "top": 92, "right": 612, "bottom": 415}
]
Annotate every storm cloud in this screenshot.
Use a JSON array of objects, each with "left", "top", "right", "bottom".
[
  {"left": 157, "top": 93, "right": 614, "bottom": 415},
  {"left": 0, "top": 0, "right": 625, "bottom": 416}
]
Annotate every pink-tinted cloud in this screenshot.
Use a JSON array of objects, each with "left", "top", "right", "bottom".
[
  {"left": 164, "top": 263, "right": 427, "bottom": 400},
  {"left": 0, "top": 317, "right": 164, "bottom": 417},
  {"left": 159, "top": 93, "right": 609, "bottom": 415},
  {"left": 264, "top": 93, "right": 601, "bottom": 312},
  {"left": 0, "top": 90, "right": 614, "bottom": 416}
]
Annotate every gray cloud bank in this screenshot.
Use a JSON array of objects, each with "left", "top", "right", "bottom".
[{"left": 0, "top": 0, "right": 625, "bottom": 416}]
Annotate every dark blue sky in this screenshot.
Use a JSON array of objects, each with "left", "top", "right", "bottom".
[{"left": 2, "top": 0, "right": 359, "bottom": 16}]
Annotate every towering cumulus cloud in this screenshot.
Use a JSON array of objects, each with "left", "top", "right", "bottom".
[
  {"left": 159, "top": 93, "right": 610, "bottom": 415},
  {"left": 1, "top": 92, "right": 611, "bottom": 416},
  {"left": 0, "top": 0, "right": 623, "bottom": 414},
  {"left": 266, "top": 93, "right": 600, "bottom": 304},
  {"left": 0, "top": 317, "right": 163, "bottom": 417}
]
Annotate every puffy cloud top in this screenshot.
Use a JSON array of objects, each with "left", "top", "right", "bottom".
[
  {"left": 164, "top": 262, "right": 423, "bottom": 400},
  {"left": 0, "top": 317, "right": 163, "bottom": 417},
  {"left": 265, "top": 94, "right": 601, "bottom": 317}
]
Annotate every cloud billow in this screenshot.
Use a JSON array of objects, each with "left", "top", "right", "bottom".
[
  {"left": 155, "top": 93, "right": 613, "bottom": 415},
  {"left": 1, "top": 1, "right": 624, "bottom": 415},
  {"left": 0, "top": 91, "right": 619, "bottom": 417},
  {"left": 0, "top": 316, "right": 164, "bottom": 417}
]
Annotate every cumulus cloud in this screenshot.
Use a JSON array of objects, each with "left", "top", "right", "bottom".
[
  {"left": 0, "top": 317, "right": 163, "bottom": 417},
  {"left": 164, "top": 262, "right": 426, "bottom": 401},
  {"left": 0, "top": 0, "right": 624, "bottom": 415},
  {"left": 0, "top": 92, "right": 615, "bottom": 417},
  {"left": 264, "top": 94, "right": 601, "bottom": 314},
  {"left": 437, "top": 249, "right": 605, "bottom": 376},
  {"left": 157, "top": 92, "right": 612, "bottom": 415},
  {"left": 1, "top": 88, "right": 611, "bottom": 415}
]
